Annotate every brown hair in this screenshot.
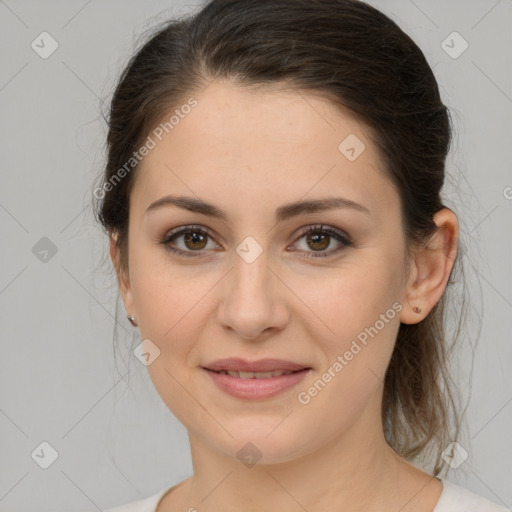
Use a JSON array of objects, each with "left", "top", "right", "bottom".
[{"left": 94, "top": 0, "right": 467, "bottom": 475}]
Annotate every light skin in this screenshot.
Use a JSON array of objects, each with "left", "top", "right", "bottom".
[{"left": 110, "top": 80, "right": 459, "bottom": 512}]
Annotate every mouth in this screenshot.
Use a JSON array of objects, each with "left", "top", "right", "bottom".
[
  {"left": 203, "top": 357, "right": 311, "bottom": 374},
  {"left": 204, "top": 368, "right": 305, "bottom": 379},
  {"left": 201, "top": 358, "right": 312, "bottom": 399}
]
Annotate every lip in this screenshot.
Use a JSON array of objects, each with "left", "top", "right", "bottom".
[
  {"left": 203, "top": 368, "right": 311, "bottom": 399},
  {"left": 202, "top": 358, "right": 312, "bottom": 400},
  {"left": 203, "top": 357, "right": 311, "bottom": 373}
]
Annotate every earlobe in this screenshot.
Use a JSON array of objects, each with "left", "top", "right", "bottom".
[{"left": 399, "top": 208, "right": 459, "bottom": 325}]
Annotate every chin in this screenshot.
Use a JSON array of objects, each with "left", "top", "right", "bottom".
[{"left": 199, "top": 420, "right": 316, "bottom": 466}]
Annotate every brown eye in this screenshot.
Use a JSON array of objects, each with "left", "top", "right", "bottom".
[
  {"left": 306, "top": 232, "right": 330, "bottom": 251},
  {"left": 292, "top": 224, "right": 352, "bottom": 258},
  {"left": 160, "top": 225, "right": 219, "bottom": 257},
  {"left": 183, "top": 230, "right": 208, "bottom": 250}
]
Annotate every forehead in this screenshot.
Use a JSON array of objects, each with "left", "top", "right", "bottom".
[{"left": 132, "top": 80, "right": 399, "bottom": 222}]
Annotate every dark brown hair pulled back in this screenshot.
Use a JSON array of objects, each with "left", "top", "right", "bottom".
[{"left": 94, "top": 0, "right": 466, "bottom": 475}]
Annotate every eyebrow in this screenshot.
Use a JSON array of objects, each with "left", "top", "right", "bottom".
[{"left": 144, "top": 194, "right": 371, "bottom": 222}]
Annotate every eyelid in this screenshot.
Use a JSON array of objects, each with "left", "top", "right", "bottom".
[
  {"left": 292, "top": 224, "right": 351, "bottom": 243},
  {"left": 160, "top": 224, "right": 221, "bottom": 257},
  {"left": 289, "top": 224, "right": 352, "bottom": 257}
]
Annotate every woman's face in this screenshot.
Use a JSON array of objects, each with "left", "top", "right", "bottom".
[{"left": 117, "top": 80, "right": 412, "bottom": 464}]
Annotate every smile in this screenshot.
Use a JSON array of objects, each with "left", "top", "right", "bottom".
[
  {"left": 203, "top": 367, "right": 311, "bottom": 399},
  {"left": 213, "top": 369, "right": 296, "bottom": 378}
]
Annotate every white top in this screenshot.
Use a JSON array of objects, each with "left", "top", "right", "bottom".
[{"left": 103, "top": 478, "right": 510, "bottom": 512}]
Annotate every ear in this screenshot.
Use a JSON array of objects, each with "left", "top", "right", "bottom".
[
  {"left": 109, "top": 232, "right": 135, "bottom": 317},
  {"left": 399, "top": 208, "right": 459, "bottom": 324}
]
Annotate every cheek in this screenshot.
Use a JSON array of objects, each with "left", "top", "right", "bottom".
[
  {"left": 294, "top": 267, "right": 401, "bottom": 432},
  {"left": 128, "top": 248, "right": 218, "bottom": 370},
  {"left": 128, "top": 243, "right": 190, "bottom": 332},
  {"left": 300, "top": 258, "right": 402, "bottom": 345},
  {"left": 129, "top": 256, "right": 207, "bottom": 423},
  {"left": 292, "top": 256, "right": 403, "bottom": 407}
]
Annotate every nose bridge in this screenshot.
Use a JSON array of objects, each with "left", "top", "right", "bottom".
[
  {"left": 218, "top": 236, "right": 288, "bottom": 339},
  {"left": 230, "top": 239, "right": 273, "bottom": 309},
  {"left": 233, "top": 240, "right": 270, "bottom": 293}
]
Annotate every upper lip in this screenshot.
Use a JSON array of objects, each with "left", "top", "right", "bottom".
[{"left": 203, "top": 358, "right": 311, "bottom": 373}]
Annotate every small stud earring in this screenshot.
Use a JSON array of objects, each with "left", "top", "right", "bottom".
[
  {"left": 127, "top": 314, "right": 138, "bottom": 326},
  {"left": 412, "top": 306, "right": 422, "bottom": 314}
]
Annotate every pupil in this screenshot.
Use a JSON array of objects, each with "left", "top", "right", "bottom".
[
  {"left": 308, "top": 233, "right": 329, "bottom": 251},
  {"left": 185, "top": 231, "right": 206, "bottom": 250}
]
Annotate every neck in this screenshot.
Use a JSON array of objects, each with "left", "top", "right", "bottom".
[{"left": 180, "top": 393, "right": 424, "bottom": 512}]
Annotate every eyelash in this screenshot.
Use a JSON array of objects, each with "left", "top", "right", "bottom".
[{"left": 159, "top": 224, "right": 352, "bottom": 259}]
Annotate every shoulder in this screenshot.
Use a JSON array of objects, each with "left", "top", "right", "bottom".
[
  {"left": 102, "top": 486, "right": 171, "bottom": 512},
  {"left": 435, "top": 479, "right": 510, "bottom": 512}
]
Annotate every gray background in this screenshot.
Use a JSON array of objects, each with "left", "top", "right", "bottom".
[{"left": 0, "top": 0, "right": 511, "bottom": 510}]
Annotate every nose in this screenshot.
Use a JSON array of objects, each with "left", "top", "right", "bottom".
[{"left": 216, "top": 247, "right": 290, "bottom": 341}]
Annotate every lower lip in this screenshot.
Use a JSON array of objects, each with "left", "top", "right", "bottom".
[{"left": 203, "top": 368, "right": 311, "bottom": 399}]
